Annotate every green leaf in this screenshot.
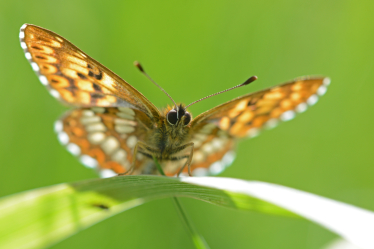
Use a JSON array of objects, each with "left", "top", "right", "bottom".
[{"left": 0, "top": 176, "right": 373, "bottom": 249}]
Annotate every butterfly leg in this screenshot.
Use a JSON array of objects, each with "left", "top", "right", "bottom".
[
  {"left": 174, "top": 142, "right": 194, "bottom": 177},
  {"left": 118, "top": 141, "right": 159, "bottom": 176}
]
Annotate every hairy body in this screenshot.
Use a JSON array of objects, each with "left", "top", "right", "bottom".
[{"left": 130, "top": 104, "right": 194, "bottom": 176}]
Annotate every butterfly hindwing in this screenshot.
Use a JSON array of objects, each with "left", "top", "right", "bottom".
[
  {"left": 186, "top": 124, "right": 236, "bottom": 176},
  {"left": 55, "top": 107, "right": 155, "bottom": 177},
  {"left": 160, "top": 123, "right": 236, "bottom": 176},
  {"left": 19, "top": 24, "right": 160, "bottom": 119}
]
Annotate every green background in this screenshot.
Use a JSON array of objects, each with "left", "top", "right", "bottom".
[{"left": 1, "top": 0, "right": 374, "bottom": 248}]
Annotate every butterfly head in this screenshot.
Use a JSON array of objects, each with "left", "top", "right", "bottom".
[{"left": 166, "top": 104, "right": 192, "bottom": 127}]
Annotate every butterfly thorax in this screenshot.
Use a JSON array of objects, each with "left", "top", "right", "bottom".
[{"left": 147, "top": 105, "right": 191, "bottom": 158}]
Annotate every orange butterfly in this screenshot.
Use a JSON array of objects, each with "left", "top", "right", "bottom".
[{"left": 19, "top": 24, "right": 330, "bottom": 178}]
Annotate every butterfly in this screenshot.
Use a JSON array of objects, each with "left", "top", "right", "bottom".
[{"left": 19, "top": 24, "right": 330, "bottom": 178}]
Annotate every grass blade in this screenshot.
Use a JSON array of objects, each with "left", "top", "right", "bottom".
[{"left": 0, "top": 176, "right": 373, "bottom": 249}]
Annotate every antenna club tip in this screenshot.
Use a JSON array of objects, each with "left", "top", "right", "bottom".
[
  {"left": 134, "top": 61, "right": 144, "bottom": 72},
  {"left": 242, "top": 75, "right": 258, "bottom": 86}
]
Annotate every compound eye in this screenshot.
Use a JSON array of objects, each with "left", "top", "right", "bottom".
[
  {"left": 167, "top": 109, "right": 178, "bottom": 125},
  {"left": 183, "top": 112, "right": 191, "bottom": 126}
]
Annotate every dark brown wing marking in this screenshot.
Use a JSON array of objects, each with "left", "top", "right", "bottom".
[{"left": 20, "top": 24, "right": 161, "bottom": 119}]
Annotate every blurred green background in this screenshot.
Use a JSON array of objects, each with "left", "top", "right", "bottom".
[{"left": 1, "top": 0, "right": 374, "bottom": 248}]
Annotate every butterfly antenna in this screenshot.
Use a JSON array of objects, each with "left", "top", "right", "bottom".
[
  {"left": 134, "top": 61, "right": 178, "bottom": 110},
  {"left": 185, "top": 76, "right": 258, "bottom": 109}
]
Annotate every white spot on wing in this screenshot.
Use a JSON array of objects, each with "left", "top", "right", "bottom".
[
  {"left": 307, "top": 94, "right": 318, "bottom": 106},
  {"left": 57, "top": 132, "right": 69, "bottom": 145},
  {"left": 39, "top": 75, "right": 48, "bottom": 86},
  {"left": 54, "top": 120, "right": 63, "bottom": 133},
  {"left": 115, "top": 125, "right": 135, "bottom": 134},
  {"left": 116, "top": 112, "right": 135, "bottom": 120},
  {"left": 80, "top": 155, "right": 98, "bottom": 169},
  {"left": 209, "top": 161, "right": 224, "bottom": 175},
  {"left": 118, "top": 107, "right": 135, "bottom": 116},
  {"left": 192, "top": 168, "right": 208, "bottom": 177},
  {"left": 296, "top": 103, "right": 308, "bottom": 113},
  {"left": 222, "top": 151, "right": 236, "bottom": 167},
  {"left": 247, "top": 128, "right": 260, "bottom": 138},
  {"left": 115, "top": 118, "right": 137, "bottom": 126},
  {"left": 49, "top": 89, "right": 60, "bottom": 99},
  {"left": 112, "top": 149, "right": 128, "bottom": 165},
  {"left": 317, "top": 85, "right": 327, "bottom": 96},
  {"left": 101, "top": 136, "right": 120, "bottom": 155},
  {"left": 67, "top": 143, "right": 81, "bottom": 156},
  {"left": 280, "top": 110, "right": 295, "bottom": 122},
  {"left": 323, "top": 77, "right": 331, "bottom": 86},
  {"left": 211, "top": 138, "right": 224, "bottom": 149},
  {"left": 126, "top": 135, "right": 138, "bottom": 148},
  {"left": 202, "top": 143, "right": 214, "bottom": 154},
  {"left": 79, "top": 51, "right": 87, "bottom": 58},
  {"left": 31, "top": 62, "right": 39, "bottom": 71},
  {"left": 193, "top": 151, "right": 206, "bottom": 163},
  {"left": 265, "top": 118, "right": 279, "bottom": 129},
  {"left": 19, "top": 31, "right": 25, "bottom": 39},
  {"left": 80, "top": 116, "right": 101, "bottom": 125},
  {"left": 85, "top": 123, "right": 107, "bottom": 133},
  {"left": 100, "top": 169, "right": 117, "bottom": 178},
  {"left": 82, "top": 110, "right": 95, "bottom": 117},
  {"left": 20, "top": 24, "right": 27, "bottom": 30},
  {"left": 20, "top": 42, "right": 27, "bottom": 49},
  {"left": 25, "top": 52, "right": 32, "bottom": 60},
  {"left": 55, "top": 36, "right": 64, "bottom": 43},
  {"left": 87, "top": 132, "right": 106, "bottom": 144}
]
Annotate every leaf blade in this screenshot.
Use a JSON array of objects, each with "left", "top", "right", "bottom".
[{"left": 1, "top": 175, "right": 373, "bottom": 249}]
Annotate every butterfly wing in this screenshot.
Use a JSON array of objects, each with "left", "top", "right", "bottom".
[
  {"left": 191, "top": 77, "right": 330, "bottom": 137},
  {"left": 187, "top": 124, "right": 237, "bottom": 176},
  {"left": 55, "top": 107, "right": 157, "bottom": 178},
  {"left": 19, "top": 24, "right": 160, "bottom": 119},
  {"left": 182, "top": 77, "right": 330, "bottom": 176}
]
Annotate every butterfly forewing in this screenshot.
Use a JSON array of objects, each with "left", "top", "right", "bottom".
[
  {"left": 19, "top": 24, "right": 160, "bottom": 119},
  {"left": 191, "top": 77, "right": 330, "bottom": 139},
  {"left": 180, "top": 77, "right": 330, "bottom": 176},
  {"left": 55, "top": 107, "right": 154, "bottom": 177}
]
